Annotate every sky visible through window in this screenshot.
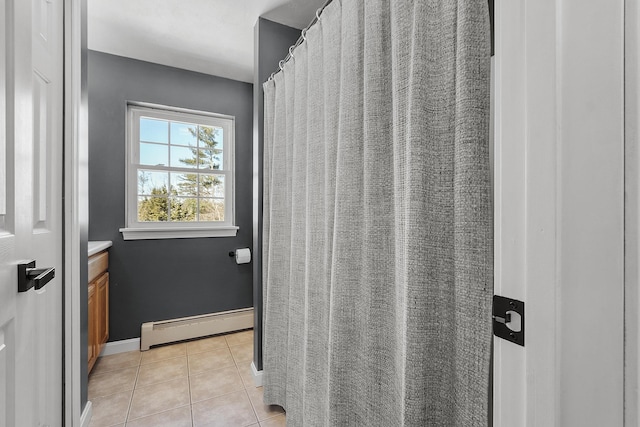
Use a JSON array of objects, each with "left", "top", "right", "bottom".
[
  {"left": 135, "top": 115, "right": 226, "bottom": 223},
  {"left": 139, "top": 118, "right": 223, "bottom": 166}
]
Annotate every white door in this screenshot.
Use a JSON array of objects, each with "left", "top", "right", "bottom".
[
  {"left": 494, "top": 0, "right": 625, "bottom": 425},
  {"left": 0, "top": 0, "right": 64, "bottom": 425}
]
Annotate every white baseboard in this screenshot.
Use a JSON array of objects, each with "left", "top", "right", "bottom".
[
  {"left": 100, "top": 338, "right": 141, "bottom": 356},
  {"left": 251, "top": 361, "right": 263, "bottom": 387},
  {"left": 80, "top": 401, "right": 92, "bottom": 427}
]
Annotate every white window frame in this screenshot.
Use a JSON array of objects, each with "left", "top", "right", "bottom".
[{"left": 120, "top": 102, "right": 238, "bottom": 240}]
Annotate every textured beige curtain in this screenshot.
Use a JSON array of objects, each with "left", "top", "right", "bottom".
[{"left": 262, "top": 0, "right": 492, "bottom": 425}]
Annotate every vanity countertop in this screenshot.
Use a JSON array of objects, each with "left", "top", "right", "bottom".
[{"left": 88, "top": 241, "right": 112, "bottom": 257}]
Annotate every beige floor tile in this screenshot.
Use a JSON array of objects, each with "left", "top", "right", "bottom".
[
  {"left": 88, "top": 390, "right": 132, "bottom": 427},
  {"left": 246, "top": 386, "right": 285, "bottom": 421},
  {"left": 186, "top": 335, "right": 227, "bottom": 355},
  {"left": 90, "top": 421, "right": 124, "bottom": 427},
  {"left": 93, "top": 351, "right": 141, "bottom": 375},
  {"left": 128, "top": 377, "right": 190, "bottom": 421},
  {"left": 89, "top": 367, "right": 138, "bottom": 399},
  {"left": 260, "top": 414, "right": 286, "bottom": 427},
  {"left": 136, "top": 356, "right": 188, "bottom": 388},
  {"left": 190, "top": 366, "right": 244, "bottom": 403},
  {"left": 125, "top": 405, "right": 192, "bottom": 427},
  {"left": 225, "top": 329, "right": 253, "bottom": 347},
  {"left": 188, "top": 348, "right": 235, "bottom": 375},
  {"left": 237, "top": 362, "right": 255, "bottom": 388},
  {"left": 141, "top": 343, "right": 187, "bottom": 365},
  {"left": 229, "top": 342, "right": 253, "bottom": 364},
  {"left": 192, "top": 390, "right": 257, "bottom": 427}
]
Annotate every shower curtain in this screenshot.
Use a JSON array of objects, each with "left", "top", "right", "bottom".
[{"left": 262, "top": 0, "right": 492, "bottom": 425}]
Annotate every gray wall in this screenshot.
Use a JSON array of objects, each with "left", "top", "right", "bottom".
[
  {"left": 88, "top": 51, "right": 253, "bottom": 341},
  {"left": 253, "top": 18, "right": 301, "bottom": 371}
]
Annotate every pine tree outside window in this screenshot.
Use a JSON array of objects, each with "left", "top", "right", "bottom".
[{"left": 121, "top": 103, "right": 237, "bottom": 240}]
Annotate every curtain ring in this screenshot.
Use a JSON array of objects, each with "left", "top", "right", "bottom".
[
  {"left": 301, "top": 28, "right": 307, "bottom": 42},
  {"left": 289, "top": 46, "right": 295, "bottom": 59},
  {"left": 268, "top": 72, "right": 275, "bottom": 81},
  {"left": 316, "top": 8, "right": 321, "bottom": 21},
  {"left": 279, "top": 60, "right": 285, "bottom": 71}
]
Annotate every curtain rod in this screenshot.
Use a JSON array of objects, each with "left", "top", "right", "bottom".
[
  {"left": 269, "top": 0, "right": 494, "bottom": 80},
  {"left": 268, "top": 0, "right": 335, "bottom": 81}
]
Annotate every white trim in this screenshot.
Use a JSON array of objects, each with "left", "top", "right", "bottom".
[
  {"left": 99, "top": 338, "right": 141, "bottom": 356},
  {"left": 495, "top": 0, "right": 624, "bottom": 425},
  {"left": 251, "top": 361, "right": 263, "bottom": 387},
  {"left": 625, "top": 0, "right": 640, "bottom": 424},
  {"left": 64, "top": 0, "right": 84, "bottom": 424},
  {"left": 128, "top": 101, "right": 237, "bottom": 122},
  {"left": 79, "top": 401, "right": 92, "bottom": 427},
  {"left": 120, "top": 226, "right": 238, "bottom": 240}
]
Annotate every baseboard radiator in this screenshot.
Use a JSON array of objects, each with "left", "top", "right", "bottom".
[{"left": 140, "top": 307, "right": 254, "bottom": 351}]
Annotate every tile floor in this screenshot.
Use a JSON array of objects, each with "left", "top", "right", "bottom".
[{"left": 88, "top": 329, "right": 285, "bottom": 427}]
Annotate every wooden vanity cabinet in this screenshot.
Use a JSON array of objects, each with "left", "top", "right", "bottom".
[
  {"left": 87, "top": 283, "right": 97, "bottom": 371},
  {"left": 88, "top": 251, "right": 109, "bottom": 373}
]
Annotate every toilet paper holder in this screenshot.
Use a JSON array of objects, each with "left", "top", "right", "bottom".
[{"left": 229, "top": 248, "right": 251, "bottom": 264}]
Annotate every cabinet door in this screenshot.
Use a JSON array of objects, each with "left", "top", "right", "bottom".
[
  {"left": 88, "top": 283, "right": 97, "bottom": 372},
  {"left": 97, "top": 273, "right": 109, "bottom": 348}
]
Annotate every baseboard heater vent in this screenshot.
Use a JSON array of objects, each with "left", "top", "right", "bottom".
[{"left": 140, "top": 307, "right": 254, "bottom": 351}]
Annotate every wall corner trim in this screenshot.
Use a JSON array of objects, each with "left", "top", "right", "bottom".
[
  {"left": 251, "top": 361, "right": 263, "bottom": 387},
  {"left": 80, "top": 401, "right": 93, "bottom": 427}
]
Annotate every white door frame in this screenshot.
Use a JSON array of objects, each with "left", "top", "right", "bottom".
[
  {"left": 63, "top": 0, "right": 88, "bottom": 425},
  {"left": 494, "top": 0, "right": 625, "bottom": 425},
  {"left": 625, "top": 0, "right": 640, "bottom": 424}
]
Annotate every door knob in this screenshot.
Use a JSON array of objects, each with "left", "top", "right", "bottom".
[{"left": 18, "top": 260, "right": 55, "bottom": 292}]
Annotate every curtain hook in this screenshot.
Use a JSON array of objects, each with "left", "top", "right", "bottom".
[
  {"left": 301, "top": 28, "right": 307, "bottom": 42},
  {"left": 279, "top": 60, "right": 285, "bottom": 71},
  {"left": 316, "top": 8, "right": 322, "bottom": 21},
  {"left": 289, "top": 46, "right": 295, "bottom": 59}
]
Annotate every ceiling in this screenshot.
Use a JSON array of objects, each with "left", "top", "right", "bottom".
[{"left": 88, "top": 0, "right": 327, "bottom": 83}]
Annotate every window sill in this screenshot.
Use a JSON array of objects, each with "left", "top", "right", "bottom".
[{"left": 119, "top": 226, "right": 238, "bottom": 240}]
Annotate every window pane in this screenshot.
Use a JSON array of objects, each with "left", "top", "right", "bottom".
[
  {"left": 137, "top": 196, "right": 168, "bottom": 222},
  {"left": 199, "top": 199, "right": 224, "bottom": 222},
  {"left": 197, "top": 126, "right": 223, "bottom": 150},
  {"left": 170, "top": 172, "right": 198, "bottom": 197},
  {"left": 138, "top": 170, "right": 168, "bottom": 195},
  {"left": 199, "top": 174, "right": 224, "bottom": 198},
  {"left": 140, "top": 142, "right": 168, "bottom": 166},
  {"left": 170, "top": 122, "right": 197, "bottom": 147},
  {"left": 140, "top": 117, "right": 168, "bottom": 143},
  {"left": 170, "top": 197, "right": 197, "bottom": 222},
  {"left": 198, "top": 149, "right": 223, "bottom": 170},
  {"left": 170, "top": 146, "right": 198, "bottom": 168},
  {"left": 129, "top": 106, "right": 234, "bottom": 229}
]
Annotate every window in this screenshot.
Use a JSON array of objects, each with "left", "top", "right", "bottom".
[{"left": 120, "top": 103, "right": 237, "bottom": 240}]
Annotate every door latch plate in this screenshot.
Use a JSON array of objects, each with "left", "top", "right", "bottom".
[{"left": 493, "top": 295, "right": 525, "bottom": 346}]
